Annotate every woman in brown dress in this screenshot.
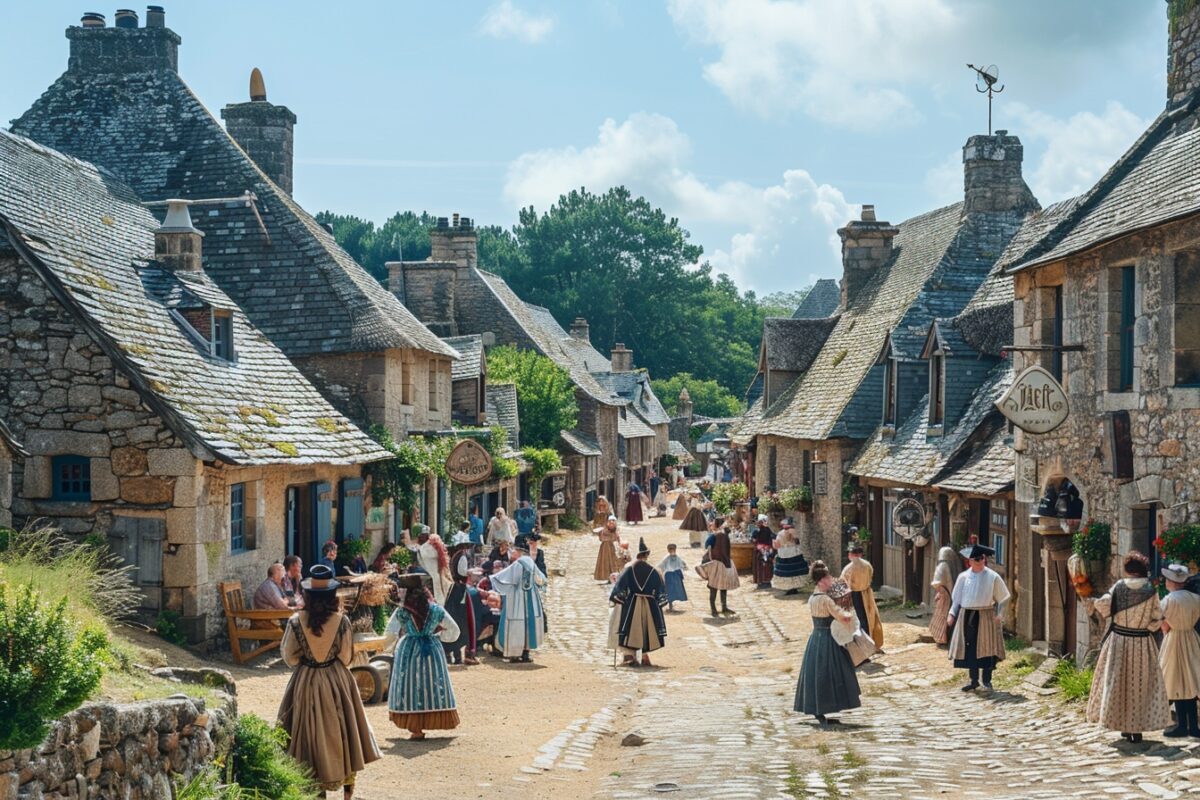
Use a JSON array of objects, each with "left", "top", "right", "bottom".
[
  {"left": 593, "top": 495, "right": 612, "bottom": 530},
  {"left": 928, "top": 546, "right": 956, "bottom": 646},
  {"left": 593, "top": 515, "right": 624, "bottom": 582},
  {"left": 278, "top": 565, "right": 381, "bottom": 797}
]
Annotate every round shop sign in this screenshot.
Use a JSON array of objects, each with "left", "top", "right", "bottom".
[
  {"left": 445, "top": 438, "right": 493, "bottom": 485},
  {"left": 996, "top": 365, "right": 1069, "bottom": 434},
  {"left": 892, "top": 495, "right": 927, "bottom": 541}
]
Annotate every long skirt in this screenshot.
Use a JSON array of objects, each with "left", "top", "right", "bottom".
[
  {"left": 618, "top": 597, "right": 664, "bottom": 653},
  {"left": 673, "top": 498, "right": 691, "bottom": 520},
  {"left": 278, "top": 663, "right": 380, "bottom": 789},
  {"left": 443, "top": 582, "right": 475, "bottom": 656},
  {"left": 625, "top": 495, "right": 644, "bottom": 523},
  {"left": 389, "top": 634, "right": 460, "bottom": 732},
  {"left": 1088, "top": 630, "right": 1171, "bottom": 732},
  {"left": 753, "top": 547, "right": 774, "bottom": 586},
  {"left": 664, "top": 570, "right": 688, "bottom": 603},
  {"left": 950, "top": 608, "right": 1006, "bottom": 669},
  {"left": 794, "top": 618, "right": 861, "bottom": 716},
  {"left": 774, "top": 551, "right": 809, "bottom": 591},
  {"left": 594, "top": 539, "right": 622, "bottom": 581},
  {"left": 680, "top": 507, "right": 708, "bottom": 532},
  {"left": 929, "top": 586, "right": 952, "bottom": 645}
]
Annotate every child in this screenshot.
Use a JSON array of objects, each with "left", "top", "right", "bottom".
[{"left": 657, "top": 543, "right": 688, "bottom": 611}]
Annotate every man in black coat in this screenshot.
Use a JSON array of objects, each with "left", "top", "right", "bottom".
[{"left": 609, "top": 538, "right": 668, "bottom": 667}]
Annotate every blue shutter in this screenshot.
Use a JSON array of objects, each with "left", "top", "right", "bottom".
[
  {"left": 1119, "top": 266, "right": 1135, "bottom": 391},
  {"left": 438, "top": 478, "right": 449, "bottom": 537},
  {"left": 230, "top": 483, "right": 245, "bottom": 552},
  {"left": 338, "top": 478, "right": 365, "bottom": 541},
  {"left": 314, "top": 481, "right": 332, "bottom": 554}
]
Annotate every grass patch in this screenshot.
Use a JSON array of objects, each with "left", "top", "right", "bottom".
[
  {"left": 785, "top": 763, "right": 807, "bottom": 799},
  {"left": 841, "top": 748, "right": 866, "bottom": 769},
  {"left": 1005, "top": 635, "right": 1031, "bottom": 652},
  {"left": 1052, "top": 659, "right": 1094, "bottom": 702},
  {"left": 744, "top": 706, "right": 754, "bottom": 720},
  {"left": 815, "top": 741, "right": 830, "bottom": 756}
]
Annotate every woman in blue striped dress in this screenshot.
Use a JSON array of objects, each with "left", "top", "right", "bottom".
[{"left": 386, "top": 573, "right": 461, "bottom": 740}]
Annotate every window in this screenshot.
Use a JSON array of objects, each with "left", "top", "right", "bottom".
[
  {"left": 428, "top": 363, "right": 439, "bottom": 412},
  {"left": 401, "top": 355, "right": 414, "bottom": 405},
  {"left": 52, "top": 455, "right": 91, "bottom": 501},
  {"left": 767, "top": 445, "right": 777, "bottom": 491},
  {"left": 883, "top": 359, "right": 898, "bottom": 426},
  {"left": 802, "top": 449, "right": 812, "bottom": 487},
  {"left": 929, "top": 353, "right": 945, "bottom": 426},
  {"left": 992, "top": 533, "right": 1006, "bottom": 566},
  {"left": 1174, "top": 251, "right": 1200, "bottom": 386},
  {"left": 1051, "top": 286, "right": 1064, "bottom": 382},
  {"left": 1118, "top": 267, "right": 1135, "bottom": 391},
  {"left": 884, "top": 499, "right": 897, "bottom": 546},
  {"left": 230, "top": 482, "right": 246, "bottom": 552},
  {"left": 212, "top": 312, "right": 234, "bottom": 361}
]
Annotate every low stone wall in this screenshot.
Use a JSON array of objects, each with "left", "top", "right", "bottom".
[{"left": 0, "top": 669, "right": 236, "bottom": 800}]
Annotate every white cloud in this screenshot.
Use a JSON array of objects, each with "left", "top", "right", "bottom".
[
  {"left": 480, "top": 1, "right": 555, "bottom": 44},
  {"left": 666, "top": 0, "right": 960, "bottom": 129},
  {"left": 503, "top": 112, "right": 855, "bottom": 287},
  {"left": 1006, "top": 101, "right": 1149, "bottom": 202},
  {"left": 923, "top": 150, "right": 962, "bottom": 208}
]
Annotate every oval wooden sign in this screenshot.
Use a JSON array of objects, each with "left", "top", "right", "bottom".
[
  {"left": 445, "top": 438, "right": 494, "bottom": 485},
  {"left": 995, "top": 365, "right": 1069, "bottom": 434}
]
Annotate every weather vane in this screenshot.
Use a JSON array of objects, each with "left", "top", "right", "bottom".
[{"left": 967, "top": 63, "right": 1004, "bottom": 135}]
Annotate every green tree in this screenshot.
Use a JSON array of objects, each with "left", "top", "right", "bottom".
[
  {"left": 758, "top": 288, "right": 811, "bottom": 317},
  {"left": 316, "top": 210, "right": 435, "bottom": 282},
  {"left": 486, "top": 345, "right": 579, "bottom": 448},
  {"left": 651, "top": 373, "right": 744, "bottom": 418}
]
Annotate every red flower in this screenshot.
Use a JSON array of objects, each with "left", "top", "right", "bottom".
[{"left": 1154, "top": 537, "right": 1165, "bottom": 548}]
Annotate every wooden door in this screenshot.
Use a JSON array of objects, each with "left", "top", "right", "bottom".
[
  {"left": 108, "top": 516, "right": 164, "bottom": 611},
  {"left": 882, "top": 497, "right": 904, "bottom": 590}
]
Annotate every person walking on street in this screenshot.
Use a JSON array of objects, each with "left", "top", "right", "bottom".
[
  {"left": 752, "top": 514, "right": 775, "bottom": 589},
  {"left": 947, "top": 544, "right": 1009, "bottom": 692},
  {"left": 696, "top": 527, "right": 739, "bottom": 617},
  {"left": 610, "top": 538, "right": 669, "bottom": 667},
  {"left": 841, "top": 543, "right": 884, "bottom": 649},
  {"left": 794, "top": 560, "right": 861, "bottom": 725},
  {"left": 277, "top": 565, "right": 381, "bottom": 797},
  {"left": 593, "top": 515, "right": 625, "bottom": 582},
  {"left": 386, "top": 573, "right": 461, "bottom": 740},
  {"left": 929, "top": 546, "right": 956, "bottom": 646},
  {"left": 1159, "top": 563, "right": 1200, "bottom": 737},
  {"left": 625, "top": 482, "right": 645, "bottom": 525}
]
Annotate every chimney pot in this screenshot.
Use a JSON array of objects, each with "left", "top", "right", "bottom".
[
  {"left": 249, "top": 67, "right": 267, "bottom": 102},
  {"left": 962, "top": 133, "right": 1038, "bottom": 214},
  {"left": 114, "top": 9, "right": 138, "bottom": 28},
  {"left": 995, "top": 129, "right": 1008, "bottom": 136},
  {"left": 452, "top": 213, "right": 460, "bottom": 227},
  {"left": 80, "top": 12, "right": 106, "bottom": 27},
  {"left": 145, "top": 5, "right": 165, "bottom": 27},
  {"left": 156, "top": 199, "right": 204, "bottom": 272},
  {"left": 437, "top": 217, "right": 449, "bottom": 229},
  {"left": 569, "top": 317, "right": 590, "bottom": 341}
]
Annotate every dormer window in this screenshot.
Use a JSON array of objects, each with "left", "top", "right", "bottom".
[
  {"left": 172, "top": 306, "right": 236, "bottom": 362},
  {"left": 212, "top": 311, "right": 234, "bottom": 361},
  {"left": 929, "top": 353, "right": 945, "bottom": 427},
  {"left": 883, "top": 358, "right": 898, "bottom": 427}
]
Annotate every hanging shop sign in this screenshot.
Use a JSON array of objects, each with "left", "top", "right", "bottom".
[
  {"left": 892, "top": 492, "right": 927, "bottom": 541},
  {"left": 813, "top": 462, "right": 828, "bottom": 496},
  {"left": 445, "top": 439, "right": 493, "bottom": 485},
  {"left": 995, "top": 365, "right": 1069, "bottom": 434}
]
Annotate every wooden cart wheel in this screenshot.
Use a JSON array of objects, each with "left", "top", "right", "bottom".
[{"left": 351, "top": 664, "right": 384, "bottom": 704}]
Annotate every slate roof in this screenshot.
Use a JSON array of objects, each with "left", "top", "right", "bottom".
[
  {"left": 11, "top": 32, "right": 455, "bottom": 360},
  {"left": 792, "top": 278, "right": 841, "bottom": 318},
  {"left": 444, "top": 335, "right": 483, "bottom": 382},
  {"left": 0, "top": 419, "right": 28, "bottom": 458},
  {"left": 727, "top": 396, "right": 764, "bottom": 444},
  {"left": 762, "top": 317, "right": 839, "bottom": 372},
  {"left": 934, "top": 423, "right": 1014, "bottom": 496},
  {"left": 485, "top": 383, "right": 520, "bottom": 450},
  {"left": 559, "top": 429, "right": 601, "bottom": 457},
  {"left": 618, "top": 412, "right": 656, "bottom": 440},
  {"left": 848, "top": 361, "right": 1013, "bottom": 488},
  {"left": 0, "top": 130, "right": 386, "bottom": 465},
  {"left": 1011, "top": 96, "right": 1200, "bottom": 272},
  {"left": 746, "top": 202, "right": 1025, "bottom": 441},
  {"left": 477, "top": 273, "right": 620, "bottom": 405},
  {"left": 593, "top": 371, "right": 671, "bottom": 426},
  {"left": 744, "top": 372, "right": 764, "bottom": 407},
  {"left": 668, "top": 440, "right": 694, "bottom": 462},
  {"left": 524, "top": 306, "right": 613, "bottom": 374}
]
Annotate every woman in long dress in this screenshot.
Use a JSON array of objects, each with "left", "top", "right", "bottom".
[
  {"left": 593, "top": 496, "right": 612, "bottom": 530},
  {"left": 1159, "top": 563, "right": 1200, "bottom": 737},
  {"left": 386, "top": 573, "right": 461, "bottom": 740},
  {"left": 1087, "top": 551, "right": 1171, "bottom": 742},
  {"left": 593, "top": 515, "right": 624, "bottom": 582},
  {"left": 929, "top": 546, "right": 956, "bottom": 646},
  {"left": 696, "top": 528, "right": 739, "bottom": 617},
  {"left": 278, "top": 565, "right": 381, "bottom": 798},
  {"left": 625, "top": 483, "right": 645, "bottom": 525},
  {"left": 794, "top": 561, "right": 861, "bottom": 724},
  {"left": 772, "top": 520, "right": 809, "bottom": 595}
]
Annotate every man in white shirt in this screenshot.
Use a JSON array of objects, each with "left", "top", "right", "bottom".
[
  {"left": 487, "top": 507, "right": 516, "bottom": 546},
  {"left": 947, "top": 543, "right": 1011, "bottom": 692}
]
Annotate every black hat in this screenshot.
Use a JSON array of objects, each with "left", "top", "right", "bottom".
[
  {"left": 638, "top": 537, "right": 650, "bottom": 556},
  {"left": 395, "top": 571, "right": 431, "bottom": 590},
  {"left": 959, "top": 543, "right": 996, "bottom": 561},
  {"left": 301, "top": 564, "right": 340, "bottom": 593}
]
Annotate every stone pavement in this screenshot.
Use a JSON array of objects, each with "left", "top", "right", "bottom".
[{"left": 525, "top": 515, "right": 1200, "bottom": 799}]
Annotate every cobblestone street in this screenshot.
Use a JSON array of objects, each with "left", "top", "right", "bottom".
[{"left": 512, "top": 514, "right": 1200, "bottom": 800}]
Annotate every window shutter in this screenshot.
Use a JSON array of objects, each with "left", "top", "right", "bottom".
[
  {"left": 338, "top": 478, "right": 365, "bottom": 540},
  {"left": 314, "top": 481, "right": 332, "bottom": 550}
]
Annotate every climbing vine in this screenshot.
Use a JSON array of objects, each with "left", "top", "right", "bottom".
[
  {"left": 364, "top": 425, "right": 453, "bottom": 513},
  {"left": 521, "top": 447, "right": 563, "bottom": 490}
]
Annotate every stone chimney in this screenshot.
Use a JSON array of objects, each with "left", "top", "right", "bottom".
[
  {"left": 676, "top": 387, "right": 693, "bottom": 419},
  {"left": 837, "top": 205, "right": 899, "bottom": 309},
  {"left": 67, "top": 8, "right": 180, "bottom": 74},
  {"left": 155, "top": 199, "right": 203, "bottom": 272},
  {"left": 1169, "top": 0, "right": 1200, "bottom": 105},
  {"left": 429, "top": 214, "right": 478, "bottom": 270},
  {"left": 611, "top": 343, "right": 633, "bottom": 372},
  {"left": 962, "top": 130, "right": 1038, "bottom": 214},
  {"left": 221, "top": 69, "right": 298, "bottom": 195},
  {"left": 569, "top": 318, "right": 591, "bottom": 342},
  {"left": 389, "top": 260, "right": 459, "bottom": 337}
]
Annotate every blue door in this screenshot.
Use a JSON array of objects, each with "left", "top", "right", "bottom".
[
  {"left": 339, "top": 478, "right": 365, "bottom": 541},
  {"left": 313, "top": 481, "right": 332, "bottom": 556}
]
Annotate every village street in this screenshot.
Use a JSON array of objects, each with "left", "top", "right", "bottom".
[{"left": 229, "top": 509, "right": 1200, "bottom": 800}]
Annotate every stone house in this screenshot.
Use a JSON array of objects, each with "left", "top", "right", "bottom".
[
  {"left": 0, "top": 420, "right": 26, "bottom": 529},
  {"left": 732, "top": 132, "right": 1039, "bottom": 570},
  {"left": 391, "top": 218, "right": 630, "bottom": 521},
  {"left": 444, "top": 335, "right": 487, "bottom": 426},
  {"left": 0, "top": 129, "right": 385, "bottom": 642},
  {"left": 1003, "top": 1, "right": 1200, "bottom": 659},
  {"left": 11, "top": 9, "right": 460, "bottom": 547}
]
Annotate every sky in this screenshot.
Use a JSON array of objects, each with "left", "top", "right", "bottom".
[{"left": 0, "top": 1, "right": 1169, "bottom": 296}]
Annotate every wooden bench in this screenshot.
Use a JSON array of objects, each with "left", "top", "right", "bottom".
[{"left": 219, "top": 581, "right": 295, "bottom": 665}]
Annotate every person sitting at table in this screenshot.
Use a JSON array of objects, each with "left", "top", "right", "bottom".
[
  {"left": 282, "top": 555, "right": 305, "bottom": 608},
  {"left": 487, "top": 539, "right": 511, "bottom": 567},
  {"left": 255, "top": 563, "right": 292, "bottom": 610},
  {"left": 371, "top": 543, "right": 398, "bottom": 573}
]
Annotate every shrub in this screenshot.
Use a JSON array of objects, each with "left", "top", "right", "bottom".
[
  {"left": 175, "top": 766, "right": 244, "bottom": 800},
  {"left": 155, "top": 609, "right": 188, "bottom": 646},
  {"left": 561, "top": 512, "right": 586, "bottom": 531},
  {"left": 231, "top": 714, "right": 320, "bottom": 800},
  {"left": 1072, "top": 520, "right": 1112, "bottom": 562},
  {"left": 521, "top": 446, "right": 563, "bottom": 489},
  {"left": 1155, "top": 524, "right": 1200, "bottom": 566},
  {"left": 335, "top": 537, "right": 372, "bottom": 569},
  {"left": 389, "top": 546, "right": 413, "bottom": 570},
  {"left": 711, "top": 482, "right": 748, "bottom": 514},
  {"left": 1052, "top": 658, "right": 1094, "bottom": 702},
  {"left": 0, "top": 584, "right": 109, "bottom": 749},
  {"left": 780, "top": 486, "right": 813, "bottom": 510}
]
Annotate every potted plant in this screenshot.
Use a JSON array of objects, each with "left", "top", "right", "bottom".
[
  {"left": 780, "top": 485, "right": 814, "bottom": 513},
  {"left": 1155, "top": 523, "right": 1200, "bottom": 568},
  {"left": 1068, "top": 519, "right": 1111, "bottom": 598},
  {"left": 711, "top": 481, "right": 748, "bottom": 515}
]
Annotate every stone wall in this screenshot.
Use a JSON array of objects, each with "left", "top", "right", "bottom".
[
  {"left": 0, "top": 444, "right": 13, "bottom": 529},
  {"left": 1169, "top": 0, "right": 1200, "bottom": 105},
  {"left": 753, "top": 435, "right": 852, "bottom": 567},
  {"left": 0, "top": 672, "right": 235, "bottom": 800},
  {"left": 220, "top": 100, "right": 296, "bottom": 196}
]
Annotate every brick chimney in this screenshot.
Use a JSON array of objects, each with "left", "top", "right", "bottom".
[
  {"left": 221, "top": 69, "right": 298, "bottom": 195},
  {"left": 611, "top": 343, "right": 633, "bottom": 372},
  {"left": 429, "top": 214, "right": 478, "bottom": 270},
  {"left": 569, "top": 318, "right": 591, "bottom": 342},
  {"left": 1169, "top": 0, "right": 1200, "bottom": 105},
  {"left": 837, "top": 205, "right": 898, "bottom": 309},
  {"left": 67, "top": 9, "right": 180, "bottom": 74},
  {"left": 155, "top": 199, "right": 203, "bottom": 272},
  {"left": 962, "top": 130, "right": 1039, "bottom": 214}
]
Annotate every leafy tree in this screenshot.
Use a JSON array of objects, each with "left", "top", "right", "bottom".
[
  {"left": 316, "top": 210, "right": 436, "bottom": 282},
  {"left": 486, "top": 345, "right": 578, "bottom": 448},
  {"left": 651, "top": 373, "right": 744, "bottom": 418},
  {"left": 759, "top": 288, "right": 811, "bottom": 317}
]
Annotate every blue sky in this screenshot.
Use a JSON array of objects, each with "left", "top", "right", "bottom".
[{"left": 0, "top": 1, "right": 1168, "bottom": 295}]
